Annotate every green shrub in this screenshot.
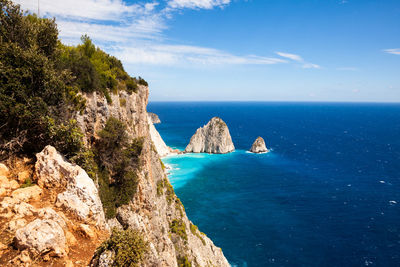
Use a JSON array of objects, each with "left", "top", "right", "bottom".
[
  {"left": 170, "top": 219, "right": 187, "bottom": 241},
  {"left": 95, "top": 118, "right": 143, "bottom": 218},
  {"left": 20, "top": 178, "right": 34, "bottom": 188},
  {"left": 137, "top": 76, "right": 148, "bottom": 86},
  {"left": 119, "top": 98, "right": 126, "bottom": 107},
  {"left": 190, "top": 223, "right": 206, "bottom": 246},
  {"left": 177, "top": 255, "right": 192, "bottom": 267},
  {"left": 125, "top": 78, "right": 138, "bottom": 93},
  {"left": 70, "top": 149, "right": 98, "bottom": 180},
  {"left": 95, "top": 228, "right": 148, "bottom": 267}
]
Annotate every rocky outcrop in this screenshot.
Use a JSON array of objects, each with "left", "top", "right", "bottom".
[
  {"left": 185, "top": 117, "right": 235, "bottom": 154},
  {"left": 35, "top": 145, "right": 107, "bottom": 229},
  {"left": 249, "top": 137, "right": 269, "bottom": 153},
  {"left": 14, "top": 219, "right": 67, "bottom": 257},
  {"left": 148, "top": 112, "right": 161, "bottom": 124}
]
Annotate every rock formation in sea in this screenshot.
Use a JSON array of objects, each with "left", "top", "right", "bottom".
[
  {"left": 0, "top": 85, "right": 229, "bottom": 267},
  {"left": 148, "top": 112, "right": 161, "bottom": 124},
  {"left": 249, "top": 136, "right": 269, "bottom": 153},
  {"left": 185, "top": 117, "right": 235, "bottom": 154}
]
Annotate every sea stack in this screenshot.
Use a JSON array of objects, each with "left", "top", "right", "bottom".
[
  {"left": 249, "top": 137, "right": 269, "bottom": 153},
  {"left": 185, "top": 117, "right": 235, "bottom": 154},
  {"left": 148, "top": 112, "right": 161, "bottom": 124}
]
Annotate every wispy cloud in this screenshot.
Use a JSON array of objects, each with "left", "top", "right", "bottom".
[
  {"left": 167, "top": 0, "right": 230, "bottom": 10},
  {"left": 337, "top": 67, "right": 358, "bottom": 71},
  {"left": 115, "top": 44, "right": 286, "bottom": 65},
  {"left": 276, "top": 51, "right": 320, "bottom": 69},
  {"left": 302, "top": 63, "right": 321, "bottom": 69},
  {"left": 13, "top": 0, "right": 311, "bottom": 68},
  {"left": 276, "top": 52, "right": 303, "bottom": 61},
  {"left": 383, "top": 48, "right": 400, "bottom": 55}
]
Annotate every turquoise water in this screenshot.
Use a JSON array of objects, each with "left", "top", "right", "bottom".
[{"left": 149, "top": 102, "right": 400, "bottom": 267}]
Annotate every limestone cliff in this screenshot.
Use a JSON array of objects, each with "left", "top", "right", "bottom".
[
  {"left": 0, "top": 86, "right": 230, "bottom": 266},
  {"left": 249, "top": 137, "right": 269, "bottom": 153},
  {"left": 185, "top": 117, "right": 235, "bottom": 154},
  {"left": 76, "top": 87, "right": 229, "bottom": 266}
]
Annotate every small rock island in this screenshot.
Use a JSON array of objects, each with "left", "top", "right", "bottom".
[
  {"left": 249, "top": 137, "right": 269, "bottom": 153},
  {"left": 185, "top": 117, "right": 235, "bottom": 154}
]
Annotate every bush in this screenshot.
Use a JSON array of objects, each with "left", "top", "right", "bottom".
[
  {"left": 170, "top": 219, "right": 187, "bottom": 241},
  {"left": 125, "top": 78, "right": 138, "bottom": 93},
  {"left": 95, "top": 228, "right": 148, "bottom": 267},
  {"left": 95, "top": 118, "right": 143, "bottom": 218},
  {"left": 137, "top": 76, "right": 148, "bottom": 86},
  {"left": 190, "top": 223, "right": 206, "bottom": 246},
  {"left": 177, "top": 256, "right": 192, "bottom": 267}
]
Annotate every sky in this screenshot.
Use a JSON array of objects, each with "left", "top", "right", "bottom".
[{"left": 14, "top": 0, "right": 400, "bottom": 102}]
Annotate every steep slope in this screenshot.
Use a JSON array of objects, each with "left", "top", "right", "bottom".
[{"left": 76, "top": 86, "right": 230, "bottom": 266}]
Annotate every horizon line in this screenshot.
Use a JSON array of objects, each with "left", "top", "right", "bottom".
[{"left": 148, "top": 100, "right": 400, "bottom": 104}]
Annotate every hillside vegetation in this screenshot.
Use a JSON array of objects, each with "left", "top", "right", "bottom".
[{"left": 0, "top": 0, "right": 147, "bottom": 160}]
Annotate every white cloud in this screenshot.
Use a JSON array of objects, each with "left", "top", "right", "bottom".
[
  {"left": 114, "top": 44, "right": 287, "bottom": 65},
  {"left": 168, "top": 0, "right": 230, "bottom": 10},
  {"left": 302, "top": 63, "right": 321, "bottom": 69},
  {"left": 337, "top": 67, "right": 358, "bottom": 71},
  {"left": 383, "top": 48, "right": 400, "bottom": 55},
  {"left": 14, "top": 0, "right": 141, "bottom": 21},
  {"left": 276, "top": 52, "right": 303, "bottom": 61},
  {"left": 13, "top": 0, "right": 312, "bottom": 68},
  {"left": 276, "top": 51, "right": 320, "bottom": 69}
]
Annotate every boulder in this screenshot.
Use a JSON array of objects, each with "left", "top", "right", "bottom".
[
  {"left": 14, "top": 219, "right": 67, "bottom": 257},
  {"left": 185, "top": 117, "right": 235, "bottom": 154},
  {"left": 249, "top": 137, "right": 269, "bottom": 153},
  {"left": 35, "top": 146, "right": 107, "bottom": 228},
  {"left": 12, "top": 202, "right": 37, "bottom": 217},
  {"left": 38, "top": 207, "right": 67, "bottom": 229},
  {"left": 11, "top": 185, "right": 42, "bottom": 202},
  {"left": 8, "top": 218, "right": 27, "bottom": 232},
  {"left": 0, "top": 163, "right": 9, "bottom": 177}
]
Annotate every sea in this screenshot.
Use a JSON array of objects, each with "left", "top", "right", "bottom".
[{"left": 147, "top": 102, "right": 400, "bottom": 267}]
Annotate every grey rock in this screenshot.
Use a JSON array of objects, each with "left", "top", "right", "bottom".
[
  {"left": 14, "top": 219, "right": 67, "bottom": 257},
  {"left": 36, "top": 145, "right": 107, "bottom": 229}
]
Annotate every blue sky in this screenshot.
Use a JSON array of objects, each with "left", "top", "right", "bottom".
[{"left": 15, "top": 0, "right": 400, "bottom": 102}]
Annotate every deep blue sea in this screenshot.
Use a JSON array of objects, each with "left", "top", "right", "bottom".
[{"left": 147, "top": 102, "right": 400, "bottom": 267}]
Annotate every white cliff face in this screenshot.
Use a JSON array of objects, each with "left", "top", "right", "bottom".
[
  {"left": 76, "top": 86, "right": 149, "bottom": 144},
  {"left": 249, "top": 137, "right": 269, "bottom": 153},
  {"left": 148, "top": 115, "right": 172, "bottom": 157},
  {"left": 185, "top": 117, "right": 235, "bottom": 154},
  {"left": 35, "top": 145, "right": 107, "bottom": 229}
]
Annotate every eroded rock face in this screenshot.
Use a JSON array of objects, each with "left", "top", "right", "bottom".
[
  {"left": 14, "top": 219, "right": 67, "bottom": 257},
  {"left": 148, "top": 112, "right": 161, "bottom": 124},
  {"left": 148, "top": 115, "right": 173, "bottom": 157},
  {"left": 185, "top": 117, "right": 235, "bottom": 154},
  {"left": 249, "top": 137, "right": 269, "bottom": 153},
  {"left": 35, "top": 145, "right": 106, "bottom": 228}
]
